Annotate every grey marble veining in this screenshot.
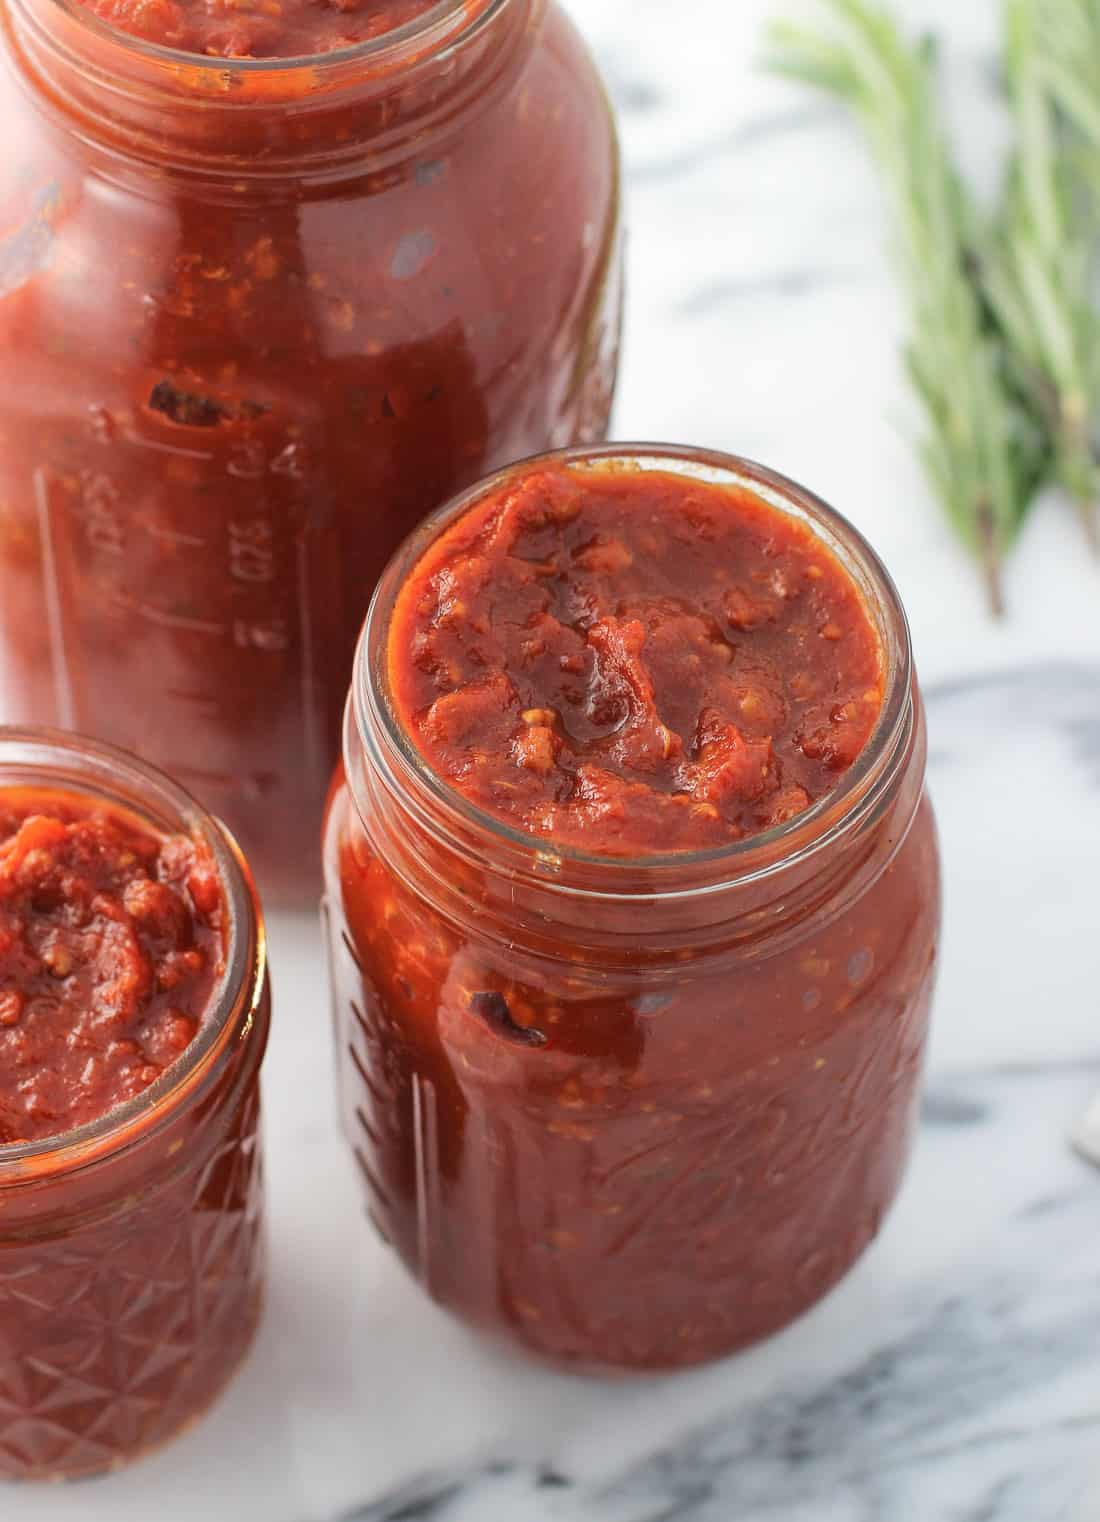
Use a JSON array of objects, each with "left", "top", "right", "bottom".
[
  {"left": 1072, "top": 1093, "right": 1100, "bottom": 1170},
  {"left": 328, "top": 1060, "right": 1100, "bottom": 1522}
]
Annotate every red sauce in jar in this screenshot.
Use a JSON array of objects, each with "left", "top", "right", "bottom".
[
  {"left": 0, "top": 741, "right": 268, "bottom": 1483},
  {"left": 390, "top": 463, "right": 884, "bottom": 853},
  {"left": 79, "top": 0, "right": 472, "bottom": 59},
  {"left": 0, "top": 0, "right": 621, "bottom": 907},
  {"left": 327, "top": 452, "right": 940, "bottom": 1372},
  {"left": 0, "top": 791, "right": 223, "bottom": 1144}
]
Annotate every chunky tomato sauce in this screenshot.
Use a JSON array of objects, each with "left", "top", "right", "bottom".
[
  {"left": 80, "top": 0, "right": 465, "bottom": 59},
  {"left": 390, "top": 464, "right": 884, "bottom": 854},
  {"left": 0, "top": 749, "right": 268, "bottom": 1482},
  {"left": 326, "top": 453, "right": 940, "bottom": 1372},
  {"left": 0, "top": 791, "right": 222, "bottom": 1144}
]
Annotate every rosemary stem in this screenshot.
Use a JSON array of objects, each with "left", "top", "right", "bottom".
[
  {"left": 767, "top": 1, "right": 1049, "bottom": 616},
  {"left": 977, "top": 502, "right": 1007, "bottom": 618}
]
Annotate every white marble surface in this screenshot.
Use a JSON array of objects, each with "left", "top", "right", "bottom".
[{"left": 12, "top": 0, "right": 1100, "bottom": 1518}]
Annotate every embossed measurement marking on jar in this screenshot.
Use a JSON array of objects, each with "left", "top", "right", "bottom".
[
  {"left": 411, "top": 1072, "right": 440, "bottom": 1293},
  {"left": 33, "top": 469, "right": 76, "bottom": 730},
  {"left": 35, "top": 455, "right": 327, "bottom": 807}
]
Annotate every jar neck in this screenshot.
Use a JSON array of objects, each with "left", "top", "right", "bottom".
[
  {"left": 345, "top": 686, "right": 925, "bottom": 968},
  {"left": 0, "top": 727, "right": 268, "bottom": 1192},
  {"left": 343, "top": 446, "right": 928, "bottom": 968},
  {"left": 1, "top": 0, "right": 534, "bottom": 179}
]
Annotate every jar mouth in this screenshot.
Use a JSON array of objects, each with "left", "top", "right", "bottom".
[
  {"left": 0, "top": 727, "right": 265, "bottom": 1179},
  {"left": 353, "top": 443, "right": 916, "bottom": 901},
  {"left": 46, "top": 0, "right": 504, "bottom": 73}
]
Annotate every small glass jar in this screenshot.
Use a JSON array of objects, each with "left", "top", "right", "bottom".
[
  {"left": 322, "top": 445, "right": 942, "bottom": 1373},
  {"left": 0, "top": 0, "right": 622, "bottom": 905},
  {"left": 0, "top": 728, "right": 270, "bottom": 1481}
]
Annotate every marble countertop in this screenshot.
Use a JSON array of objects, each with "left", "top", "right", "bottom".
[{"left": 14, "top": 1, "right": 1100, "bottom": 1518}]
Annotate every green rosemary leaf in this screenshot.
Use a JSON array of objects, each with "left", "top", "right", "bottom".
[
  {"left": 1031, "top": 0, "right": 1100, "bottom": 148},
  {"left": 989, "top": 0, "right": 1100, "bottom": 550},
  {"left": 1039, "top": 59, "right": 1100, "bottom": 149},
  {"left": 766, "top": 0, "right": 1046, "bottom": 614}
]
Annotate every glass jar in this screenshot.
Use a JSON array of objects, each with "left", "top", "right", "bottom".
[
  {"left": 0, "top": 728, "right": 269, "bottom": 1481},
  {"left": 322, "top": 445, "right": 942, "bottom": 1373},
  {"left": 0, "top": 0, "right": 622, "bottom": 905}
]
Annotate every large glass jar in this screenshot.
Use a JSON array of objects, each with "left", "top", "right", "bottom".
[
  {"left": 323, "top": 445, "right": 942, "bottom": 1373},
  {"left": 0, "top": 728, "right": 269, "bottom": 1481},
  {"left": 0, "top": 0, "right": 622, "bottom": 904}
]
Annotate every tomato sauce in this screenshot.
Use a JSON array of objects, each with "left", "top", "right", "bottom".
[
  {"left": 0, "top": 791, "right": 222, "bottom": 1144},
  {"left": 389, "top": 463, "right": 884, "bottom": 853},
  {"left": 80, "top": 0, "right": 468, "bottom": 59},
  {"left": 325, "top": 449, "right": 941, "bottom": 1372},
  {"left": 0, "top": 735, "right": 269, "bottom": 1482}
]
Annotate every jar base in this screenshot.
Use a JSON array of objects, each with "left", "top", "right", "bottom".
[
  {"left": 0, "top": 1288, "right": 264, "bottom": 1484},
  {"left": 421, "top": 1193, "right": 901, "bottom": 1380}
]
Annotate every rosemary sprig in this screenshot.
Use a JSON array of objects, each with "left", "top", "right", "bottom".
[
  {"left": 767, "top": 0, "right": 1048, "bottom": 615},
  {"left": 1028, "top": 0, "right": 1100, "bottom": 171},
  {"left": 984, "top": 0, "right": 1100, "bottom": 551}
]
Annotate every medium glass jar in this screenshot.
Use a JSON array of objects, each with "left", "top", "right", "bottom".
[
  {"left": 0, "top": 0, "right": 622, "bottom": 904},
  {"left": 0, "top": 728, "right": 269, "bottom": 1481},
  {"left": 322, "top": 445, "right": 941, "bottom": 1373}
]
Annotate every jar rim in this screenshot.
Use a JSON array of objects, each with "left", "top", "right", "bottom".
[
  {"left": 0, "top": 727, "right": 265, "bottom": 1181},
  {"left": 39, "top": 0, "right": 507, "bottom": 74},
  {"left": 351, "top": 443, "right": 917, "bottom": 904}
]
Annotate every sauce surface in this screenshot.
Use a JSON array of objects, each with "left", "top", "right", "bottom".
[
  {"left": 389, "top": 464, "right": 884, "bottom": 855},
  {"left": 78, "top": 0, "right": 449, "bottom": 58},
  {"left": 0, "top": 791, "right": 224, "bottom": 1144}
]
